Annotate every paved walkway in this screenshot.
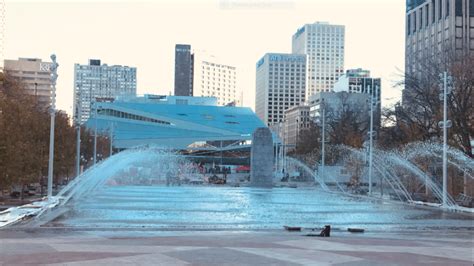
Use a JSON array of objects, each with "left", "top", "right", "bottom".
[{"left": 0, "top": 229, "right": 473, "bottom": 265}]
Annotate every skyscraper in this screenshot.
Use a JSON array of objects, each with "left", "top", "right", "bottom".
[
  {"left": 193, "top": 52, "right": 241, "bottom": 106},
  {"left": 4, "top": 58, "right": 53, "bottom": 107},
  {"left": 405, "top": 0, "right": 474, "bottom": 76},
  {"left": 404, "top": 0, "right": 474, "bottom": 106},
  {"left": 73, "top": 59, "right": 137, "bottom": 124},
  {"left": 255, "top": 53, "right": 307, "bottom": 126},
  {"left": 174, "top": 44, "right": 193, "bottom": 96},
  {"left": 292, "top": 22, "right": 345, "bottom": 98}
]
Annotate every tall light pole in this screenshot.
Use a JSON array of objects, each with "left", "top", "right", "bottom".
[
  {"left": 47, "top": 54, "right": 58, "bottom": 199},
  {"left": 93, "top": 99, "right": 97, "bottom": 165},
  {"left": 282, "top": 122, "right": 286, "bottom": 174},
  {"left": 439, "top": 71, "right": 452, "bottom": 208},
  {"left": 109, "top": 122, "right": 114, "bottom": 157},
  {"left": 75, "top": 90, "right": 82, "bottom": 177},
  {"left": 368, "top": 85, "right": 375, "bottom": 196},
  {"left": 320, "top": 98, "right": 326, "bottom": 183}
]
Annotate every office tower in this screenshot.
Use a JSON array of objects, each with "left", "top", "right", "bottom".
[
  {"left": 73, "top": 59, "right": 137, "bottom": 124},
  {"left": 404, "top": 0, "right": 474, "bottom": 105},
  {"left": 174, "top": 44, "right": 194, "bottom": 96},
  {"left": 255, "top": 53, "right": 307, "bottom": 126},
  {"left": 193, "top": 52, "right": 241, "bottom": 106},
  {"left": 292, "top": 22, "right": 345, "bottom": 98},
  {"left": 405, "top": 0, "right": 474, "bottom": 76},
  {"left": 283, "top": 105, "right": 311, "bottom": 149},
  {"left": 3, "top": 58, "right": 53, "bottom": 107}
]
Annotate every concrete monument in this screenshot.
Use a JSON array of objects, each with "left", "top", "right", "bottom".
[{"left": 250, "top": 127, "right": 274, "bottom": 188}]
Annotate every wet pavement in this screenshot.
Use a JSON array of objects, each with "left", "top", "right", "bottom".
[
  {"left": 48, "top": 186, "right": 473, "bottom": 232},
  {"left": 1, "top": 186, "right": 473, "bottom": 265}
]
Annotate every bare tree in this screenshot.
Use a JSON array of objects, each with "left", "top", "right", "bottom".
[
  {"left": 387, "top": 50, "right": 474, "bottom": 157},
  {"left": 325, "top": 92, "right": 370, "bottom": 148}
]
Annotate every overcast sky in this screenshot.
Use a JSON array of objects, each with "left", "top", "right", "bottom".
[{"left": 5, "top": 0, "right": 405, "bottom": 115}]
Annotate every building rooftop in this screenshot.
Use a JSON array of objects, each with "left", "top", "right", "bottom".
[{"left": 86, "top": 96, "right": 266, "bottom": 149}]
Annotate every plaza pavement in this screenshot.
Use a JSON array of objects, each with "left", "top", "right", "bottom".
[{"left": 0, "top": 229, "right": 473, "bottom": 265}]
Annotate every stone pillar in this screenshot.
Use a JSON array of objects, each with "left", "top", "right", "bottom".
[{"left": 250, "top": 127, "right": 274, "bottom": 188}]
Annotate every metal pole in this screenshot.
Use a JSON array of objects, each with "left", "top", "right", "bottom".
[
  {"left": 442, "top": 71, "right": 448, "bottom": 207},
  {"left": 275, "top": 143, "right": 278, "bottom": 173},
  {"left": 281, "top": 142, "right": 284, "bottom": 173},
  {"left": 321, "top": 99, "right": 325, "bottom": 183},
  {"left": 75, "top": 91, "right": 81, "bottom": 177},
  {"left": 93, "top": 100, "right": 97, "bottom": 165},
  {"left": 47, "top": 54, "right": 58, "bottom": 199},
  {"left": 220, "top": 140, "right": 223, "bottom": 167},
  {"left": 368, "top": 85, "right": 374, "bottom": 196},
  {"left": 109, "top": 123, "right": 113, "bottom": 157},
  {"left": 283, "top": 125, "right": 286, "bottom": 173},
  {"left": 279, "top": 143, "right": 282, "bottom": 173}
]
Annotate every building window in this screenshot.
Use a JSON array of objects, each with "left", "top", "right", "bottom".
[
  {"left": 413, "top": 12, "right": 417, "bottom": 32},
  {"left": 446, "top": 0, "right": 450, "bottom": 17},
  {"left": 439, "top": 0, "right": 443, "bottom": 20},
  {"left": 425, "top": 5, "right": 429, "bottom": 27},
  {"left": 455, "top": 0, "right": 463, "bottom": 16},
  {"left": 432, "top": 0, "right": 436, "bottom": 23},
  {"left": 421, "top": 7, "right": 424, "bottom": 28},
  {"left": 471, "top": 0, "right": 474, "bottom": 16}
]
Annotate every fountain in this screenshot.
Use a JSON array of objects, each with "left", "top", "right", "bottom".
[
  {"left": 57, "top": 147, "right": 196, "bottom": 205},
  {"left": 287, "top": 142, "right": 473, "bottom": 212},
  {"left": 0, "top": 147, "right": 197, "bottom": 227},
  {"left": 0, "top": 142, "right": 472, "bottom": 229}
]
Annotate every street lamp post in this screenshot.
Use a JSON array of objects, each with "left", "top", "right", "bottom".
[
  {"left": 368, "top": 86, "right": 375, "bottom": 196},
  {"left": 439, "top": 71, "right": 452, "bottom": 208},
  {"left": 47, "top": 54, "right": 58, "bottom": 199},
  {"left": 93, "top": 99, "right": 97, "bottom": 165},
  {"left": 109, "top": 122, "right": 114, "bottom": 157},
  {"left": 75, "top": 90, "right": 82, "bottom": 177},
  {"left": 320, "top": 99, "right": 326, "bottom": 183}
]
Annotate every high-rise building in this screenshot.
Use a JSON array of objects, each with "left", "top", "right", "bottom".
[
  {"left": 405, "top": 0, "right": 474, "bottom": 76},
  {"left": 292, "top": 22, "right": 345, "bottom": 98},
  {"left": 333, "top": 68, "right": 382, "bottom": 127},
  {"left": 255, "top": 53, "right": 307, "bottom": 126},
  {"left": 174, "top": 44, "right": 194, "bottom": 96},
  {"left": 3, "top": 58, "right": 53, "bottom": 107},
  {"left": 73, "top": 59, "right": 137, "bottom": 124},
  {"left": 404, "top": 0, "right": 474, "bottom": 105},
  {"left": 283, "top": 105, "right": 311, "bottom": 149},
  {"left": 333, "top": 68, "right": 381, "bottom": 103},
  {"left": 193, "top": 52, "right": 241, "bottom": 106},
  {"left": 173, "top": 44, "right": 241, "bottom": 106}
]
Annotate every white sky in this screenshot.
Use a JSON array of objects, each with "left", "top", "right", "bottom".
[{"left": 4, "top": 0, "right": 405, "bottom": 115}]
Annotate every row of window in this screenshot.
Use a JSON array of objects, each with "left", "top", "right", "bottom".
[
  {"left": 201, "top": 61, "right": 236, "bottom": 70},
  {"left": 408, "top": 0, "right": 474, "bottom": 35},
  {"left": 306, "top": 27, "right": 344, "bottom": 34},
  {"left": 98, "top": 108, "right": 171, "bottom": 125}
]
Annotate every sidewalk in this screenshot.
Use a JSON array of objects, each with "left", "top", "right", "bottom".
[{"left": 0, "top": 229, "right": 472, "bottom": 265}]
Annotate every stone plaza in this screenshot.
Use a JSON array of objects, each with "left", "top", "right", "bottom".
[{"left": 0, "top": 229, "right": 472, "bottom": 265}]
